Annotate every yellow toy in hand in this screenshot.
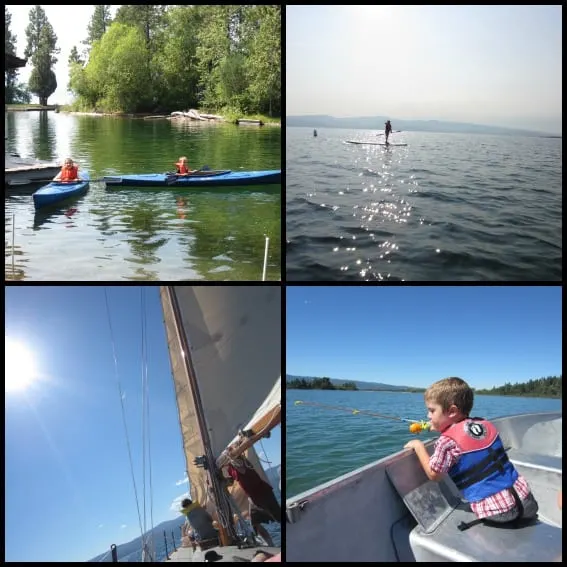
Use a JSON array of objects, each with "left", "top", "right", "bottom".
[{"left": 409, "top": 421, "right": 431, "bottom": 433}]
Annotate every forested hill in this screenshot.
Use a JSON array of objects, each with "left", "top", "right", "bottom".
[
  {"left": 286, "top": 374, "right": 408, "bottom": 391},
  {"left": 475, "top": 375, "right": 561, "bottom": 399},
  {"left": 286, "top": 374, "right": 561, "bottom": 398}
]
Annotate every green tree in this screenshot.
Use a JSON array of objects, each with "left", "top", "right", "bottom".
[
  {"left": 215, "top": 52, "right": 250, "bottom": 111},
  {"left": 24, "top": 6, "right": 60, "bottom": 105},
  {"left": 195, "top": 6, "right": 233, "bottom": 109},
  {"left": 312, "top": 377, "right": 335, "bottom": 390},
  {"left": 27, "top": 28, "right": 57, "bottom": 105},
  {"left": 83, "top": 5, "right": 113, "bottom": 52},
  {"left": 68, "top": 46, "right": 83, "bottom": 66},
  {"left": 152, "top": 6, "right": 202, "bottom": 111},
  {"left": 5, "top": 7, "right": 23, "bottom": 103},
  {"left": 63, "top": 5, "right": 280, "bottom": 115},
  {"left": 244, "top": 6, "right": 281, "bottom": 116},
  {"left": 86, "top": 23, "right": 150, "bottom": 112},
  {"left": 114, "top": 4, "right": 167, "bottom": 55},
  {"left": 68, "top": 61, "right": 95, "bottom": 108},
  {"left": 113, "top": 5, "right": 168, "bottom": 109},
  {"left": 475, "top": 375, "right": 561, "bottom": 399}
]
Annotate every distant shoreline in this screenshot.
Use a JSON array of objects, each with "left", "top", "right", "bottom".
[
  {"left": 286, "top": 387, "right": 560, "bottom": 400},
  {"left": 285, "top": 117, "right": 560, "bottom": 138},
  {"left": 286, "top": 125, "right": 561, "bottom": 138}
]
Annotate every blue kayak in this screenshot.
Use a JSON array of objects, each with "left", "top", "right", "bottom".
[
  {"left": 33, "top": 171, "right": 90, "bottom": 209},
  {"left": 103, "top": 169, "right": 280, "bottom": 188}
]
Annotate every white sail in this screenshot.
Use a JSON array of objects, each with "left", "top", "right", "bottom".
[
  {"left": 223, "top": 377, "right": 281, "bottom": 514},
  {"left": 233, "top": 376, "right": 281, "bottom": 445},
  {"left": 160, "top": 286, "right": 281, "bottom": 517}
]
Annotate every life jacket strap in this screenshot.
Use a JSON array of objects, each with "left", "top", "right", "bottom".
[{"left": 452, "top": 446, "right": 510, "bottom": 490}]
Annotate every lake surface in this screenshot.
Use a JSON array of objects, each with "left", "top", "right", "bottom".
[
  {"left": 286, "top": 127, "right": 562, "bottom": 281},
  {"left": 286, "top": 388, "right": 562, "bottom": 498},
  {"left": 5, "top": 112, "right": 281, "bottom": 281}
]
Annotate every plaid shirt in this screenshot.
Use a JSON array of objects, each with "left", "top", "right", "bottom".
[{"left": 429, "top": 435, "right": 531, "bottom": 519}]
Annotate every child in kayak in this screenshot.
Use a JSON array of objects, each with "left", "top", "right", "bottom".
[
  {"left": 53, "top": 158, "right": 80, "bottom": 182},
  {"left": 404, "top": 377, "right": 539, "bottom": 529},
  {"left": 175, "top": 156, "right": 194, "bottom": 175}
]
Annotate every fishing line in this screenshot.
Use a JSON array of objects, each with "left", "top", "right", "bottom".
[{"left": 294, "top": 400, "right": 431, "bottom": 433}]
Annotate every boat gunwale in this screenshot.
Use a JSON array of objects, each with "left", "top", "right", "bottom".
[{"left": 286, "top": 410, "right": 562, "bottom": 506}]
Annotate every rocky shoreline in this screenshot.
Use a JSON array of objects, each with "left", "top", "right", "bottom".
[{"left": 65, "top": 108, "right": 280, "bottom": 126}]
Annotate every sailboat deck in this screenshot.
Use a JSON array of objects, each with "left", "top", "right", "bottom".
[{"left": 167, "top": 545, "right": 281, "bottom": 562}]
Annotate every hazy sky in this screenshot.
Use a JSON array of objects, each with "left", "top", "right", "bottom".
[
  {"left": 6, "top": 5, "right": 120, "bottom": 105},
  {"left": 286, "top": 286, "right": 561, "bottom": 389},
  {"left": 5, "top": 286, "right": 280, "bottom": 561},
  {"left": 286, "top": 6, "right": 562, "bottom": 133}
]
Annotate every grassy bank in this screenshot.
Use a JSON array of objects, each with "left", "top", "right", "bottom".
[{"left": 220, "top": 110, "right": 280, "bottom": 125}]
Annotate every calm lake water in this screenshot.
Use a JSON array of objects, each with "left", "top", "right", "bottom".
[
  {"left": 286, "top": 127, "right": 562, "bottom": 281},
  {"left": 286, "top": 388, "right": 562, "bottom": 498},
  {"left": 5, "top": 112, "right": 281, "bottom": 281}
]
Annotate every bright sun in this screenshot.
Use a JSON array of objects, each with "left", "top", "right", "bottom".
[{"left": 5, "top": 338, "right": 37, "bottom": 392}]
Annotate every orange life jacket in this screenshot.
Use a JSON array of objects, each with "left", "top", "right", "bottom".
[
  {"left": 60, "top": 165, "right": 78, "bottom": 181},
  {"left": 176, "top": 162, "right": 190, "bottom": 174}
]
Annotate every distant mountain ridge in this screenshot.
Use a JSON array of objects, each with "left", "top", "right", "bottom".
[
  {"left": 286, "top": 115, "right": 559, "bottom": 137},
  {"left": 88, "top": 515, "right": 186, "bottom": 562},
  {"left": 88, "top": 464, "right": 281, "bottom": 562},
  {"left": 286, "top": 374, "right": 409, "bottom": 391}
]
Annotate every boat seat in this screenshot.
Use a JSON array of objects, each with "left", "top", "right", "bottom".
[
  {"left": 386, "top": 448, "right": 563, "bottom": 562},
  {"left": 408, "top": 505, "right": 562, "bottom": 562},
  {"left": 506, "top": 449, "right": 562, "bottom": 474},
  {"left": 506, "top": 449, "right": 562, "bottom": 528}
]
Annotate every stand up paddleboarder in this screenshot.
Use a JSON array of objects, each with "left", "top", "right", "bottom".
[{"left": 385, "top": 120, "right": 392, "bottom": 144}]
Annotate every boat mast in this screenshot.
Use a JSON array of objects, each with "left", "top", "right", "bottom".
[{"left": 166, "top": 286, "right": 238, "bottom": 544}]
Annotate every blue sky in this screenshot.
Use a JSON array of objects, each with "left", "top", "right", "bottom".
[
  {"left": 286, "top": 6, "right": 562, "bottom": 134},
  {"left": 286, "top": 286, "right": 561, "bottom": 389},
  {"left": 5, "top": 286, "right": 280, "bottom": 562}
]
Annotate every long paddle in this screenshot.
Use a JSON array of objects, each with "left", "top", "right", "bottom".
[
  {"left": 10, "top": 167, "right": 225, "bottom": 186},
  {"left": 7, "top": 178, "right": 86, "bottom": 187},
  {"left": 376, "top": 130, "right": 402, "bottom": 136},
  {"left": 166, "top": 165, "right": 211, "bottom": 185}
]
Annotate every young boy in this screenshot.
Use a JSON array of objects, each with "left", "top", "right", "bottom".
[
  {"left": 404, "top": 376, "right": 538, "bottom": 526},
  {"left": 53, "top": 158, "right": 80, "bottom": 182},
  {"left": 175, "top": 156, "right": 194, "bottom": 175}
]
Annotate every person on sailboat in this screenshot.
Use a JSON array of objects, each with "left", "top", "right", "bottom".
[
  {"left": 223, "top": 455, "right": 281, "bottom": 525},
  {"left": 248, "top": 498, "right": 275, "bottom": 546},
  {"left": 233, "top": 504, "right": 274, "bottom": 547},
  {"left": 182, "top": 524, "right": 197, "bottom": 551},
  {"left": 403, "top": 377, "right": 539, "bottom": 530},
  {"left": 180, "top": 498, "right": 220, "bottom": 547}
]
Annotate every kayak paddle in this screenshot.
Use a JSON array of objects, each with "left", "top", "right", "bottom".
[{"left": 166, "top": 165, "right": 211, "bottom": 185}]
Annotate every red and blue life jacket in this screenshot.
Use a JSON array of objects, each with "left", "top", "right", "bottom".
[{"left": 443, "top": 418, "right": 518, "bottom": 503}]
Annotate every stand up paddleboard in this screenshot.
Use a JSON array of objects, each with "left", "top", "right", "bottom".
[{"left": 345, "top": 141, "right": 408, "bottom": 146}]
